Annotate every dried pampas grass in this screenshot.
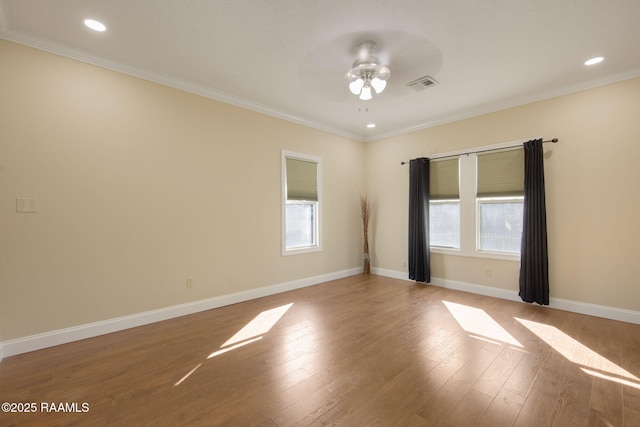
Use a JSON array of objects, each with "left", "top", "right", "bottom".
[{"left": 360, "top": 195, "right": 373, "bottom": 274}]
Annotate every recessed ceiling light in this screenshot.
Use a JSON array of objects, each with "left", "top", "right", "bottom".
[
  {"left": 584, "top": 56, "right": 604, "bottom": 66},
  {"left": 367, "top": 123, "right": 376, "bottom": 129},
  {"left": 84, "top": 19, "right": 106, "bottom": 32}
]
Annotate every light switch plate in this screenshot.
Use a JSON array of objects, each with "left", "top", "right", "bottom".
[{"left": 16, "top": 198, "right": 37, "bottom": 213}]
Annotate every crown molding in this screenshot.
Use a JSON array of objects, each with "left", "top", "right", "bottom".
[
  {"left": 0, "top": 27, "right": 365, "bottom": 142},
  {"left": 367, "top": 68, "right": 640, "bottom": 142},
  {"left": 2, "top": 1, "right": 639, "bottom": 144}
]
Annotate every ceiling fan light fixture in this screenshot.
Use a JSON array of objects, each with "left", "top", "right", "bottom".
[{"left": 345, "top": 40, "right": 390, "bottom": 101}]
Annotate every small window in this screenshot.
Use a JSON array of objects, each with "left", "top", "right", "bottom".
[{"left": 282, "top": 151, "right": 321, "bottom": 255}]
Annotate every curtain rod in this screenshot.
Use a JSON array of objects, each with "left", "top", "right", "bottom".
[{"left": 400, "top": 138, "right": 558, "bottom": 165}]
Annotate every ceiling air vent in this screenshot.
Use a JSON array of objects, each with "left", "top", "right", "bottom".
[{"left": 406, "top": 75, "right": 438, "bottom": 91}]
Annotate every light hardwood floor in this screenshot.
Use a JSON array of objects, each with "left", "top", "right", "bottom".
[{"left": 1, "top": 274, "right": 639, "bottom": 426}]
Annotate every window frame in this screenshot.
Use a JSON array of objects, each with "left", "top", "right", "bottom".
[{"left": 281, "top": 150, "right": 322, "bottom": 256}]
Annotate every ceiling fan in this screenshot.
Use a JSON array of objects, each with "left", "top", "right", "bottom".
[{"left": 344, "top": 40, "right": 391, "bottom": 100}]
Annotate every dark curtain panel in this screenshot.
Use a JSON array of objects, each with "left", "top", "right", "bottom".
[
  {"left": 408, "top": 158, "right": 430, "bottom": 283},
  {"left": 519, "top": 139, "right": 549, "bottom": 305}
]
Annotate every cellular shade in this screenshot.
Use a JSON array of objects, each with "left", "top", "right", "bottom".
[
  {"left": 430, "top": 158, "right": 459, "bottom": 200},
  {"left": 477, "top": 148, "right": 524, "bottom": 197},
  {"left": 286, "top": 157, "right": 318, "bottom": 201}
]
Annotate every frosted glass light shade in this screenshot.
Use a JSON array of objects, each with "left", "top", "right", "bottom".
[
  {"left": 359, "top": 86, "right": 372, "bottom": 100},
  {"left": 349, "top": 79, "right": 365, "bottom": 95},
  {"left": 371, "top": 77, "right": 387, "bottom": 93}
]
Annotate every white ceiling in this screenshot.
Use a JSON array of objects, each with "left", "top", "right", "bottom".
[{"left": 2, "top": 0, "right": 640, "bottom": 141}]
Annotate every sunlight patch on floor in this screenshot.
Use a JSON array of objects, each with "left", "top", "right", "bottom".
[
  {"left": 581, "top": 367, "right": 640, "bottom": 390},
  {"left": 223, "top": 303, "right": 294, "bottom": 347},
  {"left": 443, "top": 301, "right": 523, "bottom": 347},
  {"left": 174, "top": 363, "right": 202, "bottom": 386},
  {"left": 515, "top": 317, "right": 640, "bottom": 387},
  {"left": 208, "top": 336, "right": 263, "bottom": 359},
  {"left": 468, "top": 334, "right": 505, "bottom": 346},
  {"left": 174, "top": 303, "right": 293, "bottom": 386}
]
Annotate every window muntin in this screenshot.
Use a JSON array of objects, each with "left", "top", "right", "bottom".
[{"left": 282, "top": 151, "right": 321, "bottom": 255}]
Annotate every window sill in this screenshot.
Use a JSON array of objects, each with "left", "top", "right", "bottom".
[
  {"left": 282, "top": 246, "right": 322, "bottom": 256},
  {"left": 431, "top": 247, "right": 520, "bottom": 262}
]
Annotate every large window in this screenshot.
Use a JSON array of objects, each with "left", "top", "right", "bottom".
[
  {"left": 428, "top": 144, "right": 524, "bottom": 259},
  {"left": 282, "top": 151, "right": 321, "bottom": 255}
]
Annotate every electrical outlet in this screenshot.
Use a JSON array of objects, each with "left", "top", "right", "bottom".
[
  {"left": 186, "top": 277, "right": 194, "bottom": 288},
  {"left": 484, "top": 268, "right": 492, "bottom": 278},
  {"left": 402, "top": 261, "right": 407, "bottom": 270}
]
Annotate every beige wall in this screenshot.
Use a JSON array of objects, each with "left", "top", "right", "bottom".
[
  {"left": 2, "top": 37, "right": 639, "bottom": 344},
  {"left": 366, "top": 77, "right": 640, "bottom": 311},
  {"left": 0, "top": 40, "right": 365, "bottom": 340}
]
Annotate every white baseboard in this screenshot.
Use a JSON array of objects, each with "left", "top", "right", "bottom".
[
  {"left": 1, "top": 267, "right": 362, "bottom": 358},
  {"left": 547, "top": 297, "right": 640, "bottom": 325},
  {"left": 372, "top": 267, "right": 640, "bottom": 325},
  {"left": 371, "top": 267, "right": 410, "bottom": 282}
]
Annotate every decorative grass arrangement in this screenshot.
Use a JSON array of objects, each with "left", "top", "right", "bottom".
[{"left": 360, "top": 195, "right": 373, "bottom": 275}]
